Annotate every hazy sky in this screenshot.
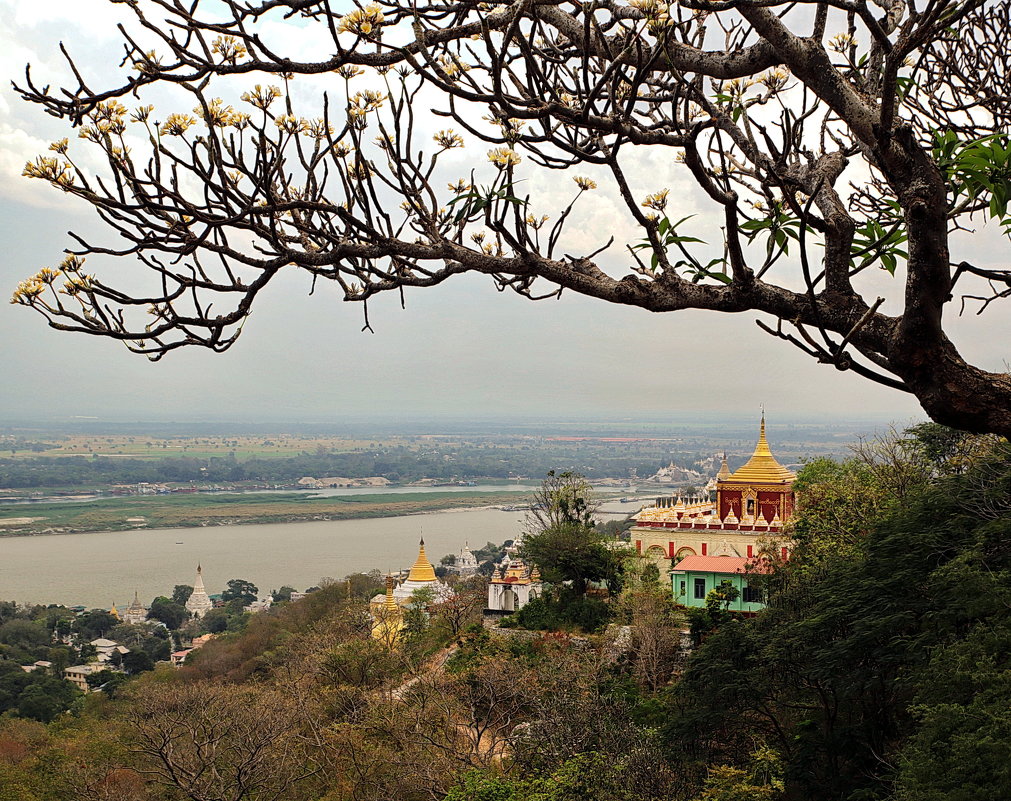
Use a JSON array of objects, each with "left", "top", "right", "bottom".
[{"left": 0, "top": 2, "right": 1005, "bottom": 428}]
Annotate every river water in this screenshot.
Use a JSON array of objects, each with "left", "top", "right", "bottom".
[
  {"left": 0, "top": 507, "right": 536, "bottom": 608},
  {"left": 0, "top": 482, "right": 644, "bottom": 608}
]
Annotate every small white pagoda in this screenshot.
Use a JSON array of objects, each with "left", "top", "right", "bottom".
[{"left": 185, "top": 564, "right": 214, "bottom": 619}]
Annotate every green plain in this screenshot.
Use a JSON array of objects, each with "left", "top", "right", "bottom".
[{"left": 0, "top": 490, "right": 533, "bottom": 536}]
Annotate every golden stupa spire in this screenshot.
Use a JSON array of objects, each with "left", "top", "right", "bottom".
[
  {"left": 755, "top": 412, "right": 772, "bottom": 457},
  {"left": 726, "top": 413, "right": 796, "bottom": 484},
  {"left": 383, "top": 574, "right": 399, "bottom": 612},
  {"left": 406, "top": 537, "right": 437, "bottom": 582},
  {"left": 372, "top": 574, "right": 404, "bottom": 644}
]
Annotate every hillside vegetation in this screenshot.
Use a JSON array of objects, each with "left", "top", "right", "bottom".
[{"left": 1, "top": 426, "right": 1009, "bottom": 800}]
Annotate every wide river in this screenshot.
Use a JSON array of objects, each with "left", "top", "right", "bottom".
[{"left": 0, "top": 494, "right": 642, "bottom": 608}]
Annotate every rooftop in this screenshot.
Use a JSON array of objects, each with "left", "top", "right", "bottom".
[
  {"left": 406, "top": 538, "right": 437, "bottom": 583},
  {"left": 671, "top": 555, "right": 772, "bottom": 574},
  {"left": 724, "top": 416, "right": 796, "bottom": 484}
]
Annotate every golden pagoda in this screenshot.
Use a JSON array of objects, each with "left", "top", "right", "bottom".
[
  {"left": 628, "top": 414, "right": 795, "bottom": 566},
  {"left": 378, "top": 538, "right": 453, "bottom": 606},
  {"left": 716, "top": 415, "right": 796, "bottom": 523},
  {"left": 406, "top": 538, "right": 437, "bottom": 582},
  {"left": 724, "top": 416, "right": 796, "bottom": 484},
  {"left": 371, "top": 575, "right": 405, "bottom": 646}
]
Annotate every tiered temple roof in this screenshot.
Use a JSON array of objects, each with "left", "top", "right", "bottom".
[
  {"left": 371, "top": 575, "right": 405, "bottom": 644},
  {"left": 723, "top": 417, "right": 796, "bottom": 485},
  {"left": 491, "top": 558, "right": 540, "bottom": 586},
  {"left": 390, "top": 539, "right": 452, "bottom": 604},
  {"left": 634, "top": 415, "right": 795, "bottom": 535},
  {"left": 122, "top": 590, "right": 147, "bottom": 624}
]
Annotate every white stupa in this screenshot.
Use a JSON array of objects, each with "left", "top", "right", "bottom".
[
  {"left": 454, "top": 542, "right": 479, "bottom": 575},
  {"left": 185, "top": 564, "right": 214, "bottom": 619}
]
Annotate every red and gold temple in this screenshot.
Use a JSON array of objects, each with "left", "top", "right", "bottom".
[{"left": 630, "top": 416, "right": 795, "bottom": 563}]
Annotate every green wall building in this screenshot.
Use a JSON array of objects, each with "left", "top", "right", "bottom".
[{"left": 671, "top": 555, "right": 769, "bottom": 614}]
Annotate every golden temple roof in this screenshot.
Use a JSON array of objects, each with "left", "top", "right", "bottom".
[
  {"left": 724, "top": 416, "right": 796, "bottom": 485},
  {"left": 383, "top": 575, "right": 399, "bottom": 612},
  {"left": 406, "top": 538, "right": 437, "bottom": 582},
  {"left": 372, "top": 575, "right": 404, "bottom": 644}
]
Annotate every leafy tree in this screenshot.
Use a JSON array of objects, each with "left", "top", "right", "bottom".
[
  {"left": 522, "top": 522, "right": 626, "bottom": 597},
  {"left": 172, "top": 585, "right": 194, "bottom": 605},
  {"left": 344, "top": 571, "right": 384, "bottom": 601},
  {"left": 472, "top": 542, "right": 509, "bottom": 564},
  {"left": 145, "top": 636, "right": 172, "bottom": 663},
  {"left": 527, "top": 471, "right": 597, "bottom": 533},
  {"left": 900, "top": 421, "right": 1001, "bottom": 476},
  {"left": 221, "top": 579, "right": 259, "bottom": 606},
  {"left": 0, "top": 619, "right": 50, "bottom": 651},
  {"left": 272, "top": 586, "right": 296, "bottom": 603},
  {"left": 693, "top": 751, "right": 784, "bottom": 801},
  {"left": 13, "top": 675, "right": 80, "bottom": 723},
  {"left": 122, "top": 650, "right": 155, "bottom": 675},
  {"left": 147, "top": 597, "right": 188, "bottom": 630},
  {"left": 403, "top": 586, "right": 436, "bottom": 638},
  {"left": 444, "top": 770, "right": 520, "bottom": 801},
  {"left": 85, "top": 669, "right": 130, "bottom": 697},
  {"left": 52, "top": 616, "right": 73, "bottom": 640},
  {"left": 13, "top": 2, "right": 1011, "bottom": 434},
  {"left": 72, "top": 609, "right": 118, "bottom": 640},
  {"left": 16, "top": 684, "right": 66, "bottom": 724},
  {"left": 522, "top": 472, "right": 626, "bottom": 597},
  {"left": 667, "top": 435, "right": 1011, "bottom": 800},
  {"left": 199, "top": 608, "right": 231, "bottom": 634},
  {"left": 0, "top": 660, "right": 31, "bottom": 712}
]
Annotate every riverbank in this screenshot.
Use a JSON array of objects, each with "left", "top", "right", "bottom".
[{"left": 0, "top": 490, "right": 534, "bottom": 536}]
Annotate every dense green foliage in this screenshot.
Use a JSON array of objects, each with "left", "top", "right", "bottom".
[
  {"left": 220, "top": 578, "right": 259, "bottom": 606},
  {"left": 509, "top": 473, "right": 630, "bottom": 631},
  {"left": 667, "top": 428, "right": 1011, "bottom": 800},
  {"left": 509, "top": 591, "right": 612, "bottom": 633},
  {"left": 0, "top": 661, "right": 81, "bottom": 723}
]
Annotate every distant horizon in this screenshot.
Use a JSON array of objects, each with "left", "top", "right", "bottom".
[{"left": 0, "top": 410, "right": 926, "bottom": 437}]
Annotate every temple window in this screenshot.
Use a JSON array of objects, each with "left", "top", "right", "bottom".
[
  {"left": 693, "top": 578, "right": 707, "bottom": 600},
  {"left": 743, "top": 585, "right": 763, "bottom": 604}
]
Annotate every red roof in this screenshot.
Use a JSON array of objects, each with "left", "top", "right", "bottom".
[{"left": 671, "top": 555, "right": 771, "bottom": 574}]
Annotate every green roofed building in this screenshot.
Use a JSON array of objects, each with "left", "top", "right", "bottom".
[{"left": 671, "top": 555, "right": 770, "bottom": 615}]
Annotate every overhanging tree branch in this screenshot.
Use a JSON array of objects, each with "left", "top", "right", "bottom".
[{"left": 11, "top": 0, "right": 1011, "bottom": 435}]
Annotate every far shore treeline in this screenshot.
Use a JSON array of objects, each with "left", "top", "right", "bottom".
[
  {"left": 0, "top": 452, "right": 540, "bottom": 488},
  {"left": 0, "top": 448, "right": 693, "bottom": 490}
]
